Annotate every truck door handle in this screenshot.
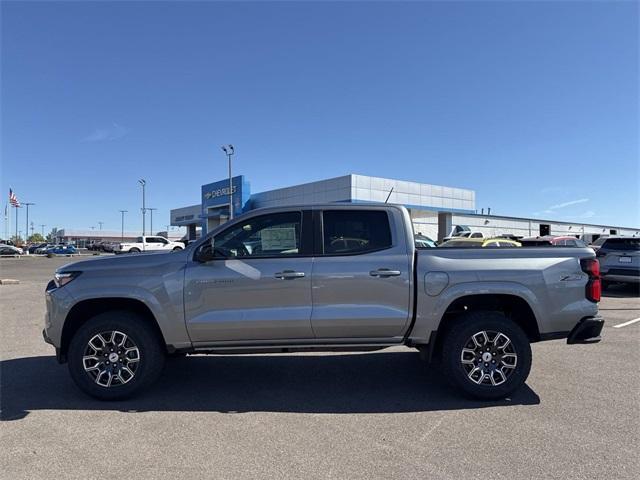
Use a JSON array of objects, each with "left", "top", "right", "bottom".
[
  {"left": 370, "top": 269, "right": 401, "bottom": 277},
  {"left": 274, "top": 270, "right": 305, "bottom": 280}
]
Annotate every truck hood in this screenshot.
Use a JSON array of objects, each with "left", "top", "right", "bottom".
[{"left": 58, "top": 249, "right": 189, "bottom": 273}]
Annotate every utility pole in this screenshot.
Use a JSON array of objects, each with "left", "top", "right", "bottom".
[
  {"left": 221, "top": 145, "right": 235, "bottom": 220},
  {"left": 119, "top": 210, "right": 127, "bottom": 241},
  {"left": 148, "top": 208, "right": 157, "bottom": 235},
  {"left": 23, "top": 202, "right": 34, "bottom": 242},
  {"left": 138, "top": 179, "right": 146, "bottom": 235},
  {"left": 98, "top": 221, "right": 104, "bottom": 230}
]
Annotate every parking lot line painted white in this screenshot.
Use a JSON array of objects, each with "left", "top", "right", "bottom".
[{"left": 612, "top": 317, "right": 640, "bottom": 328}]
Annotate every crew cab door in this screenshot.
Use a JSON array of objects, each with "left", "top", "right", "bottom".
[
  {"left": 145, "top": 236, "right": 167, "bottom": 250},
  {"left": 310, "top": 208, "right": 412, "bottom": 339},
  {"left": 184, "top": 210, "right": 314, "bottom": 344}
]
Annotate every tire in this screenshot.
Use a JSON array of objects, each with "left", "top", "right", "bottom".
[
  {"left": 67, "top": 310, "right": 165, "bottom": 400},
  {"left": 129, "top": 247, "right": 140, "bottom": 253},
  {"left": 441, "top": 311, "right": 532, "bottom": 400},
  {"left": 172, "top": 247, "right": 182, "bottom": 251}
]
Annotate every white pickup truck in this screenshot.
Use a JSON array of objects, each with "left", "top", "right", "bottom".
[{"left": 115, "top": 236, "right": 184, "bottom": 254}]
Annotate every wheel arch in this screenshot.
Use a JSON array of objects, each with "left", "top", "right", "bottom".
[
  {"left": 429, "top": 293, "right": 540, "bottom": 362},
  {"left": 60, "top": 298, "right": 167, "bottom": 362}
]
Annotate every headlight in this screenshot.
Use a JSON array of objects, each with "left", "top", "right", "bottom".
[{"left": 53, "top": 271, "right": 81, "bottom": 288}]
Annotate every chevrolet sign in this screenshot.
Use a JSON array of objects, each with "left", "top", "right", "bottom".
[{"left": 204, "top": 185, "right": 237, "bottom": 200}]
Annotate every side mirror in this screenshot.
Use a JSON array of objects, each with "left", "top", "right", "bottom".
[{"left": 195, "top": 239, "right": 216, "bottom": 263}]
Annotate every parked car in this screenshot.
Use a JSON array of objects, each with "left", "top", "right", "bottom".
[
  {"left": 43, "top": 205, "right": 602, "bottom": 401},
  {"left": 592, "top": 236, "right": 639, "bottom": 288},
  {"left": 36, "top": 244, "right": 57, "bottom": 254},
  {"left": 45, "top": 245, "right": 78, "bottom": 255},
  {"left": 581, "top": 233, "right": 608, "bottom": 245},
  {"left": 100, "top": 242, "right": 116, "bottom": 253},
  {"left": 0, "top": 244, "right": 23, "bottom": 255},
  {"left": 519, "top": 236, "right": 587, "bottom": 247},
  {"left": 86, "top": 242, "right": 100, "bottom": 251},
  {"left": 443, "top": 230, "right": 485, "bottom": 242},
  {"left": 440, "top": 237, "right": 521, "bottom": 248},
  {"left": 415, "top": 234, "right": 437, "bottom": 248},
  {"left": 28, "top": 242, "right": 48, "bottom": 254},
  {"left": 115, "top": 235, "right": 185, "bottom": 254}
]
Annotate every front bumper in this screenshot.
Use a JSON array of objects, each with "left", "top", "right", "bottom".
[
  {"left": 42, "top": 329, "right": 65, "bottom": 363},
  {"left": 567, "top": 316, "right": 605, "bottom": 344}
]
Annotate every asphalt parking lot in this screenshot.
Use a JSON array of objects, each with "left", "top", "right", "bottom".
[{"left": 1, "top": 257, "right": 639, "bottom": 480}]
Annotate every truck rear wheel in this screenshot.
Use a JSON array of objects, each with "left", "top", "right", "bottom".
[
  {"left": 441, "top": 311, "right": 532, "bottom": 400},
  {"left": 67, "top": 311, "right": 165, "bottom": 400}
]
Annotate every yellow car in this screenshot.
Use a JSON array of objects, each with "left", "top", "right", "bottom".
[{"left": 440, "top": 237, "right": 521, "bottom": 248}]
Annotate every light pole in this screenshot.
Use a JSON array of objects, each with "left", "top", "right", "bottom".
[
  {"left": 98, "top": 221, "right": 104, "bottom": 230},
  {"left": 40, "top": 224, "right": 46, "bottom": 236},
  {"left": 221, "top": 145, "right": 235, "bottom": 220},
  {"left": 148, "top": 208, "right": 157, "bottom": 235},
  {"left": 119, "top": 210, "right": 127, "bottom": 241},
  {"left": 23, "top": 202, "right": 34, "bottom": 241},
  {"left": 138, "top": 179, "right": 146, "bottom": 235}
]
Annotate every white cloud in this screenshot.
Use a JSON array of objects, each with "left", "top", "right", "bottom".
[
  {"left": 578, "top": 210, "right": 596, "bottom": 219},
  {"left": 82, "top": 123, "right": 130, "bottom": 142},
  {"left": 548, "top": 198, "right": 589, "bottom": 210}
]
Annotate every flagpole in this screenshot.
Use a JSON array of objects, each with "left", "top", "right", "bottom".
[{"left": 15, "top": 205, "right": 19, "bottom": 242}]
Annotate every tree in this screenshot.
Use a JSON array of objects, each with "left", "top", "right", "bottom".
[{"left": 28, "top": 233, "right": 45, "bottom": 243}]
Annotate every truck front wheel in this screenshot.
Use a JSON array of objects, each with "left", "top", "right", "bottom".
[
  {"left": 67, "top": 311, "right": 165, "bottom": 400},
  {"left": 441, "top": 311, "right": 532, "bottom": 400}
]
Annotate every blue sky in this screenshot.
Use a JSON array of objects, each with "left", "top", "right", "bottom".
[{"left": 1, "top": 0, "right": 638, "bottom": 237}]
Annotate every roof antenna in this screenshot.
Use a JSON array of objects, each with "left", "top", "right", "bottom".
[{"left": 384, "top": 187, "right": 394, "bottom": 203}]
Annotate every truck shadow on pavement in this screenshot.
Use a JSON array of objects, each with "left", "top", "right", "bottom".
[{"left": 1, "top": 351, "right": 540, "bottom": 421}]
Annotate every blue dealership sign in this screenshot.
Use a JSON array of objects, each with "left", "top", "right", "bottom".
[{"left": 200, "top": 176, "right": 251, "bottom": 233}]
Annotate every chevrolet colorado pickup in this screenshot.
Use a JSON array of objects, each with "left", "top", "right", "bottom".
[{"left": 43, "top": 204, "right": 604, "bottom": 400}]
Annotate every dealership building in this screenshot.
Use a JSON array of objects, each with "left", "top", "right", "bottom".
[{"left": 170, "top": 174, "right": 639, "bottom": 242}]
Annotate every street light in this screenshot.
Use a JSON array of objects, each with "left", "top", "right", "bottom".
[
  {"left": 138, "top": 179, "right": 146, "bottom": 235},
  {"left": 148, "top": 208, "right": 157, "bottom": 235},
  {"left": 119, "top": 210, "right": 128, "bottom": 241},
  {"left": 98, "top": 221, "right": 104, "bottom": 230},
  {"left": 23, "top": 202, "right": 34, "bottom": 241},
  {"left": 221, "top": 145, "right": 235, "bottom": 220}
]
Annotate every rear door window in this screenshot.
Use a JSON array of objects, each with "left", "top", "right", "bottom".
[{"left": 322, "top": 210, "right": 392, "bottom": 255}]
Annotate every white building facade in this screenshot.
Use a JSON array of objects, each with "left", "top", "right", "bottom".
[{"left": 171, "top": 173, "right": 638, "bottom": 242}]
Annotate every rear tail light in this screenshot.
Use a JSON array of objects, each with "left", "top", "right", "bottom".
[{"left": 580, "top": 258, "right": 601, "bottom": 302}]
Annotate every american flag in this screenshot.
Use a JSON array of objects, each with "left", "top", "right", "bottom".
[{"left": 9, "top": 188, "right": 20, "bottom": 207}]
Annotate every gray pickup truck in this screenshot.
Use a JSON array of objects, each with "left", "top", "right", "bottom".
[{"left": 43, "top": 204, "right": 604, "bottom": 400}]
